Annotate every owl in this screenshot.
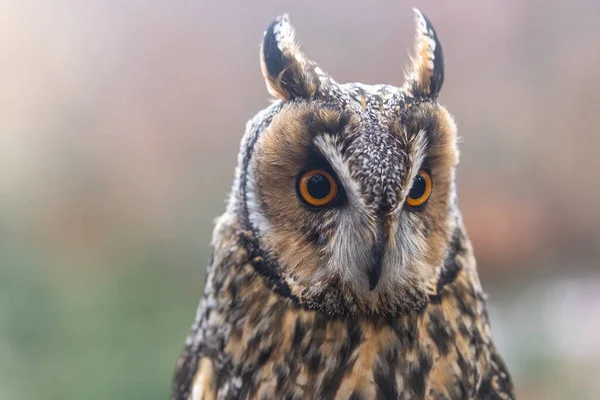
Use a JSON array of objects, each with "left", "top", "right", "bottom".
[{"left": 171, "top": 9, "right": 514, "bottom": 400}]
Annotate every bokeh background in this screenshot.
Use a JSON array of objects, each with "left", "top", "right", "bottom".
[{"left": 1, "top": 1, "right": 599, "bottom": 399}]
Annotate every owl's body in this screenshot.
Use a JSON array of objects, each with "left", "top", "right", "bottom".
[{"left": 172, "top": 10, "right": 514, "bottom": 400}]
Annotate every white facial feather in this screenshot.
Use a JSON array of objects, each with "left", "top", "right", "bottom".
[
  {"left": 313, "top": 134, "right": 376, "bottom": 283},
  {"left": 312, "top": 131, "right": 432, "bottom": 291}
]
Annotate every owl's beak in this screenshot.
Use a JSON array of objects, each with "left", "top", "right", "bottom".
[{"left": 367, "top": 220, "right": 386, "bottom": 290}]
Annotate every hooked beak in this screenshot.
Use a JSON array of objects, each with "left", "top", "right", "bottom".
[{"left": 367, "top": 220, "right": 386, "bottom": 290}]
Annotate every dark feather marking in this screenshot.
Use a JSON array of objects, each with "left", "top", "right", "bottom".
[
  {"left": 374, "top": 361, "right": 398, "bottom": 399},
  {"left": 307, "top": 348, "right": 322, "bottom": 373},
  {"left": 292, "top": 319, "right": 306, "bottom": 346},
  {"left": 435, "top": 227, "right": 463, "bottom": 295},
  {"left": 477, "top": 378, "right": 504, "bottom": 400},
  {"left": 317, "top": 319, "right": 362, "bottom": 398},
  {"left": 427, "top": 309, "right": 453, "bottom": 357},
  {"left": 408, "top": 352, "right": 433, "bottom": 398},
  {"left": 349, "top": 391, "right": 365, "bottom": 400}
]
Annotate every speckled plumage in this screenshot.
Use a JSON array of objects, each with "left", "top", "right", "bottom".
[{"left": 172, "top": 10, "right": 514, "bottom": 400}]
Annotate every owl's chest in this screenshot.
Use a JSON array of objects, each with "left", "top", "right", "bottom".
[{"left": 213, "top": 305, "right": 484, "bottom": 399}]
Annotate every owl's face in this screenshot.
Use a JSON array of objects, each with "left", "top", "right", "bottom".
[{"left": 230, "top": 11, "right": 461, "bottom": 317}]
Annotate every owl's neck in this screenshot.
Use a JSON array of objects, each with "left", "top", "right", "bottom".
[{"left": 181, "top": 213, "right": 492, "bottom": 399}]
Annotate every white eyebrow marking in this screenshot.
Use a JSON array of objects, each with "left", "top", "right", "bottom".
[
  {"left": 394, "top": 129, "right": 428, "bottom": 214},
  {"left": 313, "top": 134, "right": 368, "bottom": 212}
]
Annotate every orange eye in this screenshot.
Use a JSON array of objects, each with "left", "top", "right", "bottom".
[
  {"left": 297, "top": 169, "right": 338, "bottom": 207},
  {"left": 406, "top": 169, "right": 432, "bottom": 207}
]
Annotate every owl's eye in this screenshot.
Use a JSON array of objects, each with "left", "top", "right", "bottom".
[
  {"left": 407, "top": 169, "right": 432, "bottom": 207},
  {"left": 297, "top": 169, "right": 338, "bottom": 207}
]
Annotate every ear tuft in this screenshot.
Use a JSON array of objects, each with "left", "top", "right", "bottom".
[
  {"left": 260, "top": 15, "right": 320, "bottom": 100},
  {"left": 404, "top": 9, "right": 444, "bottom": 99}
]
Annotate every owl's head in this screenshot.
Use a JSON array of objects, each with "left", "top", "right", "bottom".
[{"left": 227, "top": 10, "right": 462, "bottom": 317}]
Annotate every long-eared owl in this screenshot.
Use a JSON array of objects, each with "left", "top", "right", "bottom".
[{"left": 172, "top": 9, "right": 514, "bottom": 400}]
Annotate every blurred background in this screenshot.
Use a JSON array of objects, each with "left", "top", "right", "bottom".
[{"left": 1, "top": 0, "right": 599, "bottom": 398}]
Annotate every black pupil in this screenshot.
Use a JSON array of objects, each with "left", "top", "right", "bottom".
[
  {"left": 409, "top": 174, "right": 426, "bottom": 199},
  {"left": 307, "top": 174, "right": 331, "bottom": 199}
]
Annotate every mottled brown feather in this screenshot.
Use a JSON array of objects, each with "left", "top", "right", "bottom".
[{"left": 171, "top": 10, "right": 513, "bottom": 400}]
